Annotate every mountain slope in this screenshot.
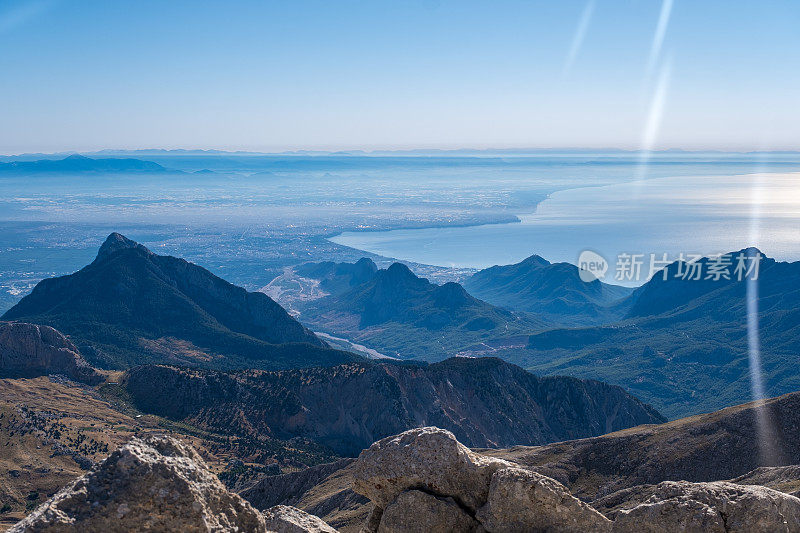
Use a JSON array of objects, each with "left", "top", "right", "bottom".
[
  {"left": 0, "top": 322, "right": 102, "bottom": 384},
  {"left": 463, "top": 254, "right": 632, "bottom": 324},
  {"left": 294, "top": 258, "right": 378, "bottom": 296},
  {"left": 251, "top": 389, "right": 800, "bottom": 532},
  {"left": 121, "top": 356, "right": 665, "bottom": 456},
  {"left": 298, "top": 262, "right": 543, "bottom": 360},
  {"left": 510, "top": 248, "right": 800, "bottom": 418},
  {"left": 2, "top": 233, "right": 357, "bottom": 370}
]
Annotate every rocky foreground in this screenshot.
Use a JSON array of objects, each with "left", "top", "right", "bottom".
[
  {"left": 8, "top": 435, "right": 335, "bottom": 533},
  {"left": 10, "top": 426, "right": 800, "bottom": 532},
  {"left": 350, "top": 427, "right": 800, "bottom": 533}
]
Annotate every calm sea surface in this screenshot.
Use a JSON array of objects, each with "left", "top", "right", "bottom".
[{"left": 331, "top": 171, "right": 800, "bottom": 279}]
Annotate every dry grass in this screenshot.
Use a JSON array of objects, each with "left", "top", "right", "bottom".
[{"left": 0, "top": 377, "right": 239, "bottom": 531}]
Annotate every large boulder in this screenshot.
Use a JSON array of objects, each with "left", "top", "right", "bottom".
[
  {"left": 352, "top": 427, "right": 514, "bottom": 512},
  {"left": 9, "top": 435, "right": 268, "bottom": 532},
  {"left": 263, "top": 504, "right": 338, "bottom": 533},
  {"left": 0, "top": 321, "right": 102, "bottom": 384},
  {"left": 611, "top": 481, "right": 800, "bottom": 533},
  {"left": 476, "top": 467, "right": 612, "bottom": 533},
  {"left": 352, "top": 427, "right": 614, "bottom": 533},
  {"left": 377, "top": 490, "right": 482, "bottom": 533}
]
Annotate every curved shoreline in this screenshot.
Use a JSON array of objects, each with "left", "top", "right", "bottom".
[{"left": 326, "top": 170, "right": 800, "bottom": 271}]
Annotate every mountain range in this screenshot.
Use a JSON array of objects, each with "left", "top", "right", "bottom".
[
  {"left": 463, "top": 254, "right": 633, "bottom": 324},
  {"left": 0, "top": 154, "right": 169, "bottom": 174},
  {"left": 295, "top": 261, "right": 542, "bottom": 360},
  {"left": 250, "top": 388, "right": 800, "bottom": 531},
  {"left": 2, "top": 234, "right": 800, "bottom": 530},
  {"left": 289, "top": 248, "right": 800, "bottom": 421},
  {"left": 510, "top": 248, "right": 800, "bottom": 418},
  {"left": 2, "top": 233, "right": 358, "bottom": 371},
  {"left": 120, "top": 356, "right": 664, "bottom": 456}
]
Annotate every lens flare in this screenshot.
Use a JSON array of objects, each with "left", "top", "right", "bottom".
[
  {"left": 563, "top": 0, "right": 595, "bottom": 75},
  {"left": 647, "top": 0, "right": 674, "bottom": 76},
  {"left": 635, "top": 55, "right": 672, "bottom": 188},
  {"left": 747, "top": 163, "right": 786, "bottom": 466}
]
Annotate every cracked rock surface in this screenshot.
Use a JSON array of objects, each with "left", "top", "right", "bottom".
[
  {"left": 9, "top": 435, "right": 337, "bottom": 533},
  {"left": 610, "top": 481, "right": 800, "bottom": 533},
  {"left": 351, "top": 427, "right": 800, "bottom": 533}
]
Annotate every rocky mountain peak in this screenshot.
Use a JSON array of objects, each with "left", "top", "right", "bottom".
[
  {"left": 10, "top": 435, "right": 269, "bottom": 531},
  {"left": 95, "top": 232, "right": 152, "bottom": 262},
  {"left": 353, "top": 257, "right": 378, "bottom": 273},
  {"left": 2, "top": 233, "right": 345, "bottom": 370},
  {"left": 519, "top": 253, "right": 551, "bottom": 267},
  {"left": 381, "top": 262, "right": 423, "bottom": 285}
]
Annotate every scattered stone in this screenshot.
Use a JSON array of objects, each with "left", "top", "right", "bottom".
[
  {"left": 9, "top": 435, "right": 268, "bottom": 532},
  {"left": 263, "top": 504, "right": 338, "bottom": 532}
]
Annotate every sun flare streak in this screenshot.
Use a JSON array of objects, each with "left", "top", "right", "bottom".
[
  {"left": 563, "top": 0, "right": 595, "bottom": 75},
  {"left": 647, "top": 0, "right": 674, "bottom": 76},
  {"left": 635, "top": 56, "right": 672, "bottom": 186},
  {"left": 746, "top": 167, "right": 785, "bottom": 465}
]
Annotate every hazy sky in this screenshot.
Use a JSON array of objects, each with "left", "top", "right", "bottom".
[{"left": 1, "top": 0, "right": 798, "bottom": 153}]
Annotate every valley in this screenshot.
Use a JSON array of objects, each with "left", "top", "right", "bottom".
[
  {"left": 5, "top": 3, "right": 800, "bottom": 529},
  {"left": 2, "top": 229, "right": 800, "bottom": 532}
]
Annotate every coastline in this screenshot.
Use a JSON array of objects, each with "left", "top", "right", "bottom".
[{"left": 326, "top": 170, "right": 800, "bottom": 273}]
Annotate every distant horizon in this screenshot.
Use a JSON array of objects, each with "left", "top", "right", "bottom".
[{"left": 3, "top": 146, "right": 800, "bottom": 158}]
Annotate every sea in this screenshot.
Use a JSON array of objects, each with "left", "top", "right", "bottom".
[{"left": 331, "top": 160, "right": 800, "bottom": 284}]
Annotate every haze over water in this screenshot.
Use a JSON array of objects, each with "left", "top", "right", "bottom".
[{"left": 331, "top": 170, "right": 800, "bottom": 283}]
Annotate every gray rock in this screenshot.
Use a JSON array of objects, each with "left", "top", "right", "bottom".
[
  {"left": 730, "top": 465, "right": 800, "bottom": 497},
  {"left": 351, "top": 427, "right": 800, "bottom": 533},
  {"left": 9, "top": 435, "right": 269, "bottom": 532},
  {"left": 352, "top": 427, "right": 514, "bottom": 512},
  {"left": 476, "top": 466, "right": 612, "bottom": 533},
  {"left": 263, "top": 504, "right": 338, "bottom": 532},
  {"left": 611, "top": 480, "right": 800, "bottom": 533},
  {"left": 0, "top": 322, "right": 102, "bottom": 384},
  {"left": 360, "top": 506, "right": 383, "bottom": 533},
  {"left": 378, "top": 490, "right": 481, "bottom": 533}
]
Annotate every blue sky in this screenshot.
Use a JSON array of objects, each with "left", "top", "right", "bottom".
[{"left": 1, "top": 0, "right": 798, "bottom": 153}]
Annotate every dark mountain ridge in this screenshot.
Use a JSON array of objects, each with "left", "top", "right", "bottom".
[
  {"left": 296, "top": 261, "right": 543, "bottom": 359},
  {"left": 517, "top": 248, "right": 800, "bottom": 418},
  {"left": 258, "top": 387, "right": 800, "bottom": 531},
  {"left": 623, "top": 247, "right": 784, "bottom": 321},
  {"left": 3, "top": 233, "right": 357, "bottom": 371},
  {"left": 343, "top": 262, "right": 504, "bottom": 329},
  {"left": 294, "top": 258, "right": 378, "bottom": 296},
  {"left": 463, "top": 253, "right": 633, "bottom": 324},
  {"left": 121, "top": 356, "right": 665, "bottom": 456}
]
